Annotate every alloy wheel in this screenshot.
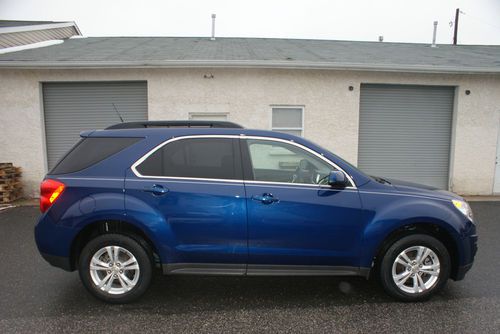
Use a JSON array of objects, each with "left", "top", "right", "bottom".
[
  {"left": 89, "top": 245, "right": 140, "bottom": 295},
  {"left": 391, "top": 245, "right": 440, "bottom": 294}
]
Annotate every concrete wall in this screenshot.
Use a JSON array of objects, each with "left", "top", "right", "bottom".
[{"left": 0, "top": 68, "right": 499, "bottom": 197}]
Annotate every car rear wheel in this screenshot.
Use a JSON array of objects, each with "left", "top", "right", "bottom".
[
  {"left": 379, "top": 234, "right": 450, "bottom": 302},
  {"left": 78, "top": 234, "right": 152, "bottom": 303}
]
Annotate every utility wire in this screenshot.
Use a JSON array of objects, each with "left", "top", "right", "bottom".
[{"left": 460, "top": 11, "right": 500, "bottom": 31}]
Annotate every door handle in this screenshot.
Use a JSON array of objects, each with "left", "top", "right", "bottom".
[
  {"left": 252, "top": 193, "right": 279, "bottom": 205},
  {"left": 143, "top": 184, "right": 169, "bottom": 196}
]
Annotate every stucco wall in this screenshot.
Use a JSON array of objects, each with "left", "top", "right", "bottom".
[{"left": 0, "top": 68, "right": 499, "bottom": 197}]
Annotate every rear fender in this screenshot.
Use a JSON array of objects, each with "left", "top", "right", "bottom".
[{"left": 58, "top": 193, "right": 167, "bottom": 263}]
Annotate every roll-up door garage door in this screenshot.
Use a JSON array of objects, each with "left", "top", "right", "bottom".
[
  {"left": 43, "top": 81, "right": 147, "bottom": 169},
  {"left": 358, "top": 84, "right": 454, "bottom": 189}
]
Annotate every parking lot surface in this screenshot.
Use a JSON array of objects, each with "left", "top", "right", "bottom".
[{"left": 0, "top": 202, "right": 499, "bottom": 333}]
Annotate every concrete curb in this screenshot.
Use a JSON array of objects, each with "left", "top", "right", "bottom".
[{"left": 463, "top": 196, "right": 500, "bottom": 202}]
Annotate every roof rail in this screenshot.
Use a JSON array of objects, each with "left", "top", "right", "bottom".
[{"left": 106, "top": 120, "right": 244, "bottom": 130}]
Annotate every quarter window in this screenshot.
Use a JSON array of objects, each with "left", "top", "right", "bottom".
[
  {"left": 272, "top": 107, "right": 303, "bottom": 136},
  {"left": 244, "top": 139, "right": 334, "bottom": 185},
  {"left": 50, "top": 137, "right": 142, "bottom": 175},
  {"left": 136, "top": 138, "right": 241, "bottom": 180}
]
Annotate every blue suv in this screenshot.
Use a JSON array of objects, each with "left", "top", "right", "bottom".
[{"left": 35, "top": 121, "right": 477, "bottom": 303}]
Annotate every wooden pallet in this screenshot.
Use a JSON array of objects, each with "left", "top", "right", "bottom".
[
  {"left": 0, "top": 181, "right": 21, "bottom": 191},
  {"left": 0, "top": 192, "right": 22, "bottom": 204},
  {"left": 0, "top": 167, "right": 22, "bottom": 178},
  {"left": 0, "top": 163, "right": 23, "bottom": 203}
]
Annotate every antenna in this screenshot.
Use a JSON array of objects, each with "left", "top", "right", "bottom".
[
  {"left": 453, "top": 8, "right": 460, "bottom": 45},
  {"left": 112, "top": 103, "right": 124, "bottom": 123},
  {"left": 211, "top": 14, "right": 216, "bottom": 40},
  {"left": 431, "top": 21, "right": 438, "bottom": 47}
]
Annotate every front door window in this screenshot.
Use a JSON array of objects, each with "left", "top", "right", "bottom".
[{"left": 245, "top": 139, "right": 334, "bottom": 185}]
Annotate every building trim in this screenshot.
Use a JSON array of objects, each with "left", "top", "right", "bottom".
[{"left": 0, "top": 59, "right": 498, "bottom": 74}]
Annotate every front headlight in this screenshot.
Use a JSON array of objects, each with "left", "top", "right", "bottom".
[{"left": 452, "top": 199, "right": 474, "bottom": 222}]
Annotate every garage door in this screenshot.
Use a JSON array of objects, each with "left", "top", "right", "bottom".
[
  {"left": 358, "top": 84, "right": 454, "bottom": 189},
  {"left": 43, "top": 81, "right": 147, "bottom": 169}
]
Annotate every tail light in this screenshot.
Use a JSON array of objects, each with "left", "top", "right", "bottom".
[{"left": 40, "top": 179, "right": 65, "bottom": 213}]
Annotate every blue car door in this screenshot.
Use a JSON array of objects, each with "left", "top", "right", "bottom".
[
  {"left": 125, "top": 136, "right": 247, "bottom": 274},
  {"left": 241, "top": 137, "right": 365, "bottom": 273}
]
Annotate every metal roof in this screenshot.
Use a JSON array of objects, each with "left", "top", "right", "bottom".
[
  {"left": 0, "top": 20, "right": 82, "bottom": 49},
  {"left": 0, "top": 36, "right": 498, "bottom": 73},
  {"left": 0, "top": 20, "right": 64, "bottom": 27},
  {"left": 0, "top": 20, "right": 81, "bottom": 34}
]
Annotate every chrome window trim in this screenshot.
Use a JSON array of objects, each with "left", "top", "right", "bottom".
[{"left": 130, "top": 134, "right": 357, "bottom": 189}]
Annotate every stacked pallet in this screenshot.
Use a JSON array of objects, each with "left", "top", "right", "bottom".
[{"left": 0, "top": 163, "right": 23, "bottom": 203}]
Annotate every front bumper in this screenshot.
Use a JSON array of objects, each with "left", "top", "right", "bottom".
[
  {"left": 452, "top": 230, "right": 478, "bottom": 281},
  {"left": 454, "top": 262, "right": 474, "bottom": 281},
  {"left": 40, "top": 252, "right": 72, "bottom": 271}
]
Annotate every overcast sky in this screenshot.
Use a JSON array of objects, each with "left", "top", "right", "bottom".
[{"left": 1, "top": 0, "right": 499, "bottom": 44}]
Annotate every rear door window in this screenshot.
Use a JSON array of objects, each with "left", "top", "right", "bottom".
[
  {"left": 50, "top": 137, "right": 142, "bottom": 174},
  {"left": 136, "top": 138, "right": 242, "bottom": 180}
]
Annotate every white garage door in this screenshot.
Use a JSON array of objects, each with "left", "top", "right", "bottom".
[
  {"left": 43, "top": 81, "right": 148, "bottom": 170},
  {"left": 358, "top": 84, "right": 454, "bottom": 189}
]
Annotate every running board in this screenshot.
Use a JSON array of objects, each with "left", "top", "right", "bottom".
[{"left": 162, "top": 263, "right": 370, "bottom": 278}]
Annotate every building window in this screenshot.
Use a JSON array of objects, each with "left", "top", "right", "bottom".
[
  {"left": 188, "top": 112, "right": 228, "bottom": 121},
  {"left": 271, "top": 107, "right": 303, "bottom": 136}
]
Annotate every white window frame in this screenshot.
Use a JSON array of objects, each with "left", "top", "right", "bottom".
[
  {"left": 270, "top": 105, "right": 304, "bottom": 136},
  {"left": 188, "top": 112, "right": 229, "bottom": 121}
]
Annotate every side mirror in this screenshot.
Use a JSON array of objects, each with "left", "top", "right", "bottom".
[{"left": 328, "top": 170, "right": 347, "bottom": 188}]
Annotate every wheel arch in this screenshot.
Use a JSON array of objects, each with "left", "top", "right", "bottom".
[
  {"left": 370, "top": 222, "right": 461, "bottom": 280},
  {"left": 69, "top": 219, "right": 161, "bottom": 271}
]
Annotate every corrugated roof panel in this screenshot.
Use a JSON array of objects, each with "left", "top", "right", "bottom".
[{"left": 0, "top": 27, "right": 79, "bottom": 49}]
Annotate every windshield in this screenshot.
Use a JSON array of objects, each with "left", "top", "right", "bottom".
[{"left": 321, "top": 148, "right": 391, "bottom": 185}]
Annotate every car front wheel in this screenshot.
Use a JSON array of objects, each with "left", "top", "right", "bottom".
[
  {"left": 78, "top": 233, "right": 152, "bottom": 303},
  {"left": 379, "top": 234, "right": 451, "bottom": 302}
]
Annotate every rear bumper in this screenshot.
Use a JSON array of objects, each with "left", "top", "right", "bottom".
[{"left": 35, "top": 212, "right": 76, "bottom": 271}]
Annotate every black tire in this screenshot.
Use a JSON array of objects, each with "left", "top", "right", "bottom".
[
  {"left": 78, "top": 233, "right": 153, "bottom": 304},
  {"left": 379, "top": 234, "right": 451, "bottom": 302}
]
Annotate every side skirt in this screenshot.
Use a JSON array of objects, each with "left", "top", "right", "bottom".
[
  {"left": 162, "top": 263, "right": 370, "bottom": 278},
  {"left": 162, "top": 263, "right": 246, "bottom": 275}
]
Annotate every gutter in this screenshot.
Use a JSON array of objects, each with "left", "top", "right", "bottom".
[{"left": 0, "top": 60, "right": 498, "bottom": 74}]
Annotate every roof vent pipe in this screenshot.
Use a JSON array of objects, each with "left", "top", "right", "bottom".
[
  {"left": 211, "top": 14, "right": 216, "bottom": 41},
  {"left": 431, "top": 21, "right": 438, "bottom": 47}
]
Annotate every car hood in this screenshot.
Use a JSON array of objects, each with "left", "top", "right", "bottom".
[{"left": 384, "top": 178, "right": 463, "bottom": 201}]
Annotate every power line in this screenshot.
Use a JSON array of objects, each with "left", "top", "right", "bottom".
[{"left": 460, "top": 11, "right": 500, "bottom": 31}]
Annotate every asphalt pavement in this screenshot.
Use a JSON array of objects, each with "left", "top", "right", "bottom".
[{"left": 0, "top": 203, "right": 499, "bottom": 333}]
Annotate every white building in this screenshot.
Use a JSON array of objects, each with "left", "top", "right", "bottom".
[{"left": 0, "top": 35, "right": 499, "bottom": 196}]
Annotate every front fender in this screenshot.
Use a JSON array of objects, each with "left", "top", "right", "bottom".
[{"left": 359, "top": 194, "right": 466, "bottom": 268}]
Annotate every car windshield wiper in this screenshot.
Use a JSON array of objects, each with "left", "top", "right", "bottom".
[{"left": 371, "top": 175, "right": 391, "bottom": 185}]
